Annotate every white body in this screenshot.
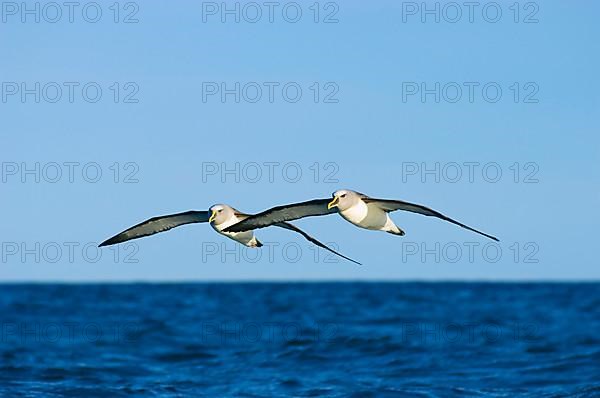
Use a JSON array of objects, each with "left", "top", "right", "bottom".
[
  {"left": 211, "top": 213, "right": 260, "bottom": 247},
  {"left": 338, "top": 198, "right": 402, "bottom": 234}
]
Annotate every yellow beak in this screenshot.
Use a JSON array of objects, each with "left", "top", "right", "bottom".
[
  {"left": 208, "top": 210, "right": 217, "bottom": 223},
  {"left": 327, "top": 197, "right": 339, "bottom": 209}
]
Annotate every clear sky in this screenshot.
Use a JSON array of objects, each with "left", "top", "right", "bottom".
[{"left": 1, "top": 1, "right": 598, "bottom": 281}]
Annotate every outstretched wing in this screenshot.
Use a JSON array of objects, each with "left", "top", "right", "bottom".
[
  {"left": 364, "top": 198, "right": 499, "bottom": 242},
  {"left": 274, "top": 222, "right": 361, "bottom": 265},
  {"left": 99, "top": 210, "right": 210, "bottom": 247},
  {"left": 225, "top": 199, "right": 336, "bottom": 233}
]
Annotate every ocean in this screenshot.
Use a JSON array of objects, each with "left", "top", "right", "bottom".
[{"left": 1, "top": 283, "right": 598, "bottom": 397}]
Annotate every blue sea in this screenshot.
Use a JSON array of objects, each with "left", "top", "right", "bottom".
[{"left": 1, "top": 283, "right": 599, "bottom": 397}]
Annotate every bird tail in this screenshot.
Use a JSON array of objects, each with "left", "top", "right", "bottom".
[
  {"left": 248, "top": 237, "right": 263, "bottom": 247},
  {"left": 386, "top": 228, "right": 405, "bottom": 236}
]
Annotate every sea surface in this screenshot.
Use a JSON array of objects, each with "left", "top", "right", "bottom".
[{"left": 0, "top": 283, "right": 599, "bottom": 397}]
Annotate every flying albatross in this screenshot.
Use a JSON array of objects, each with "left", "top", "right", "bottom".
[
  {"left": 98, "top": 204, "right": 360, "bottom": 264},
  {"left": 224, "top": 190, "right": 499, "bottom": 242}
]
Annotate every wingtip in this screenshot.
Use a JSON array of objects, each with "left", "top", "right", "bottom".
[
  {"left": 486, "top": 233, "right": 500, "bottom": 242},
  {"left": 345, "top": 256, "right": 362, "bottom": 266},
  {"left": 98, "top": 239, "right": 114, "bottom": 247}
]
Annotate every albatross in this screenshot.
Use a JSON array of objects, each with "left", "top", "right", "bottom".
[
  {"left": 224, "top": 190, "right": 499, "bottom": 241},
  {"left": 99, "top": 204, "right": 360, "bottom": 264}
]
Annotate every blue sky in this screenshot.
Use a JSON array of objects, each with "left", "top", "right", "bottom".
[{"left": 1, "top": 1, "right": 598, "bottom": 281}]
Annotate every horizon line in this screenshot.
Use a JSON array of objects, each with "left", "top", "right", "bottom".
[{"left": 0, "top": 279, "right": 598, "bottom": 284}]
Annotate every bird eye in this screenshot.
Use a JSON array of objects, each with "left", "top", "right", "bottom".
[
  {"left": 341, "top": 194, "right": 346, "bottom": 198},
  {"left": 218, "top": 209, "right": 222, "bottom": 213}
]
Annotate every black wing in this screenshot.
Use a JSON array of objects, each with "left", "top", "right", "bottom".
[
  {"left": 364, "top": 198, "right": 499, "bottom": 242},
  {"left": 99, "top": 210, "right": 210, "bottom": 247},
  {"left": 224, "top": 199, "right": 336, "bottom": 233},
  {"left": 274, "top": 222, "right": 361, "bottom": 265}
]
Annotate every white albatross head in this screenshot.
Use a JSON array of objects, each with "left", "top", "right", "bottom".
[
  {"left": 208, "top": 204, "right": 236, "bottom": 225},
  {"left": 328, "top": 189, "right": 362, "bottom": 211}
]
